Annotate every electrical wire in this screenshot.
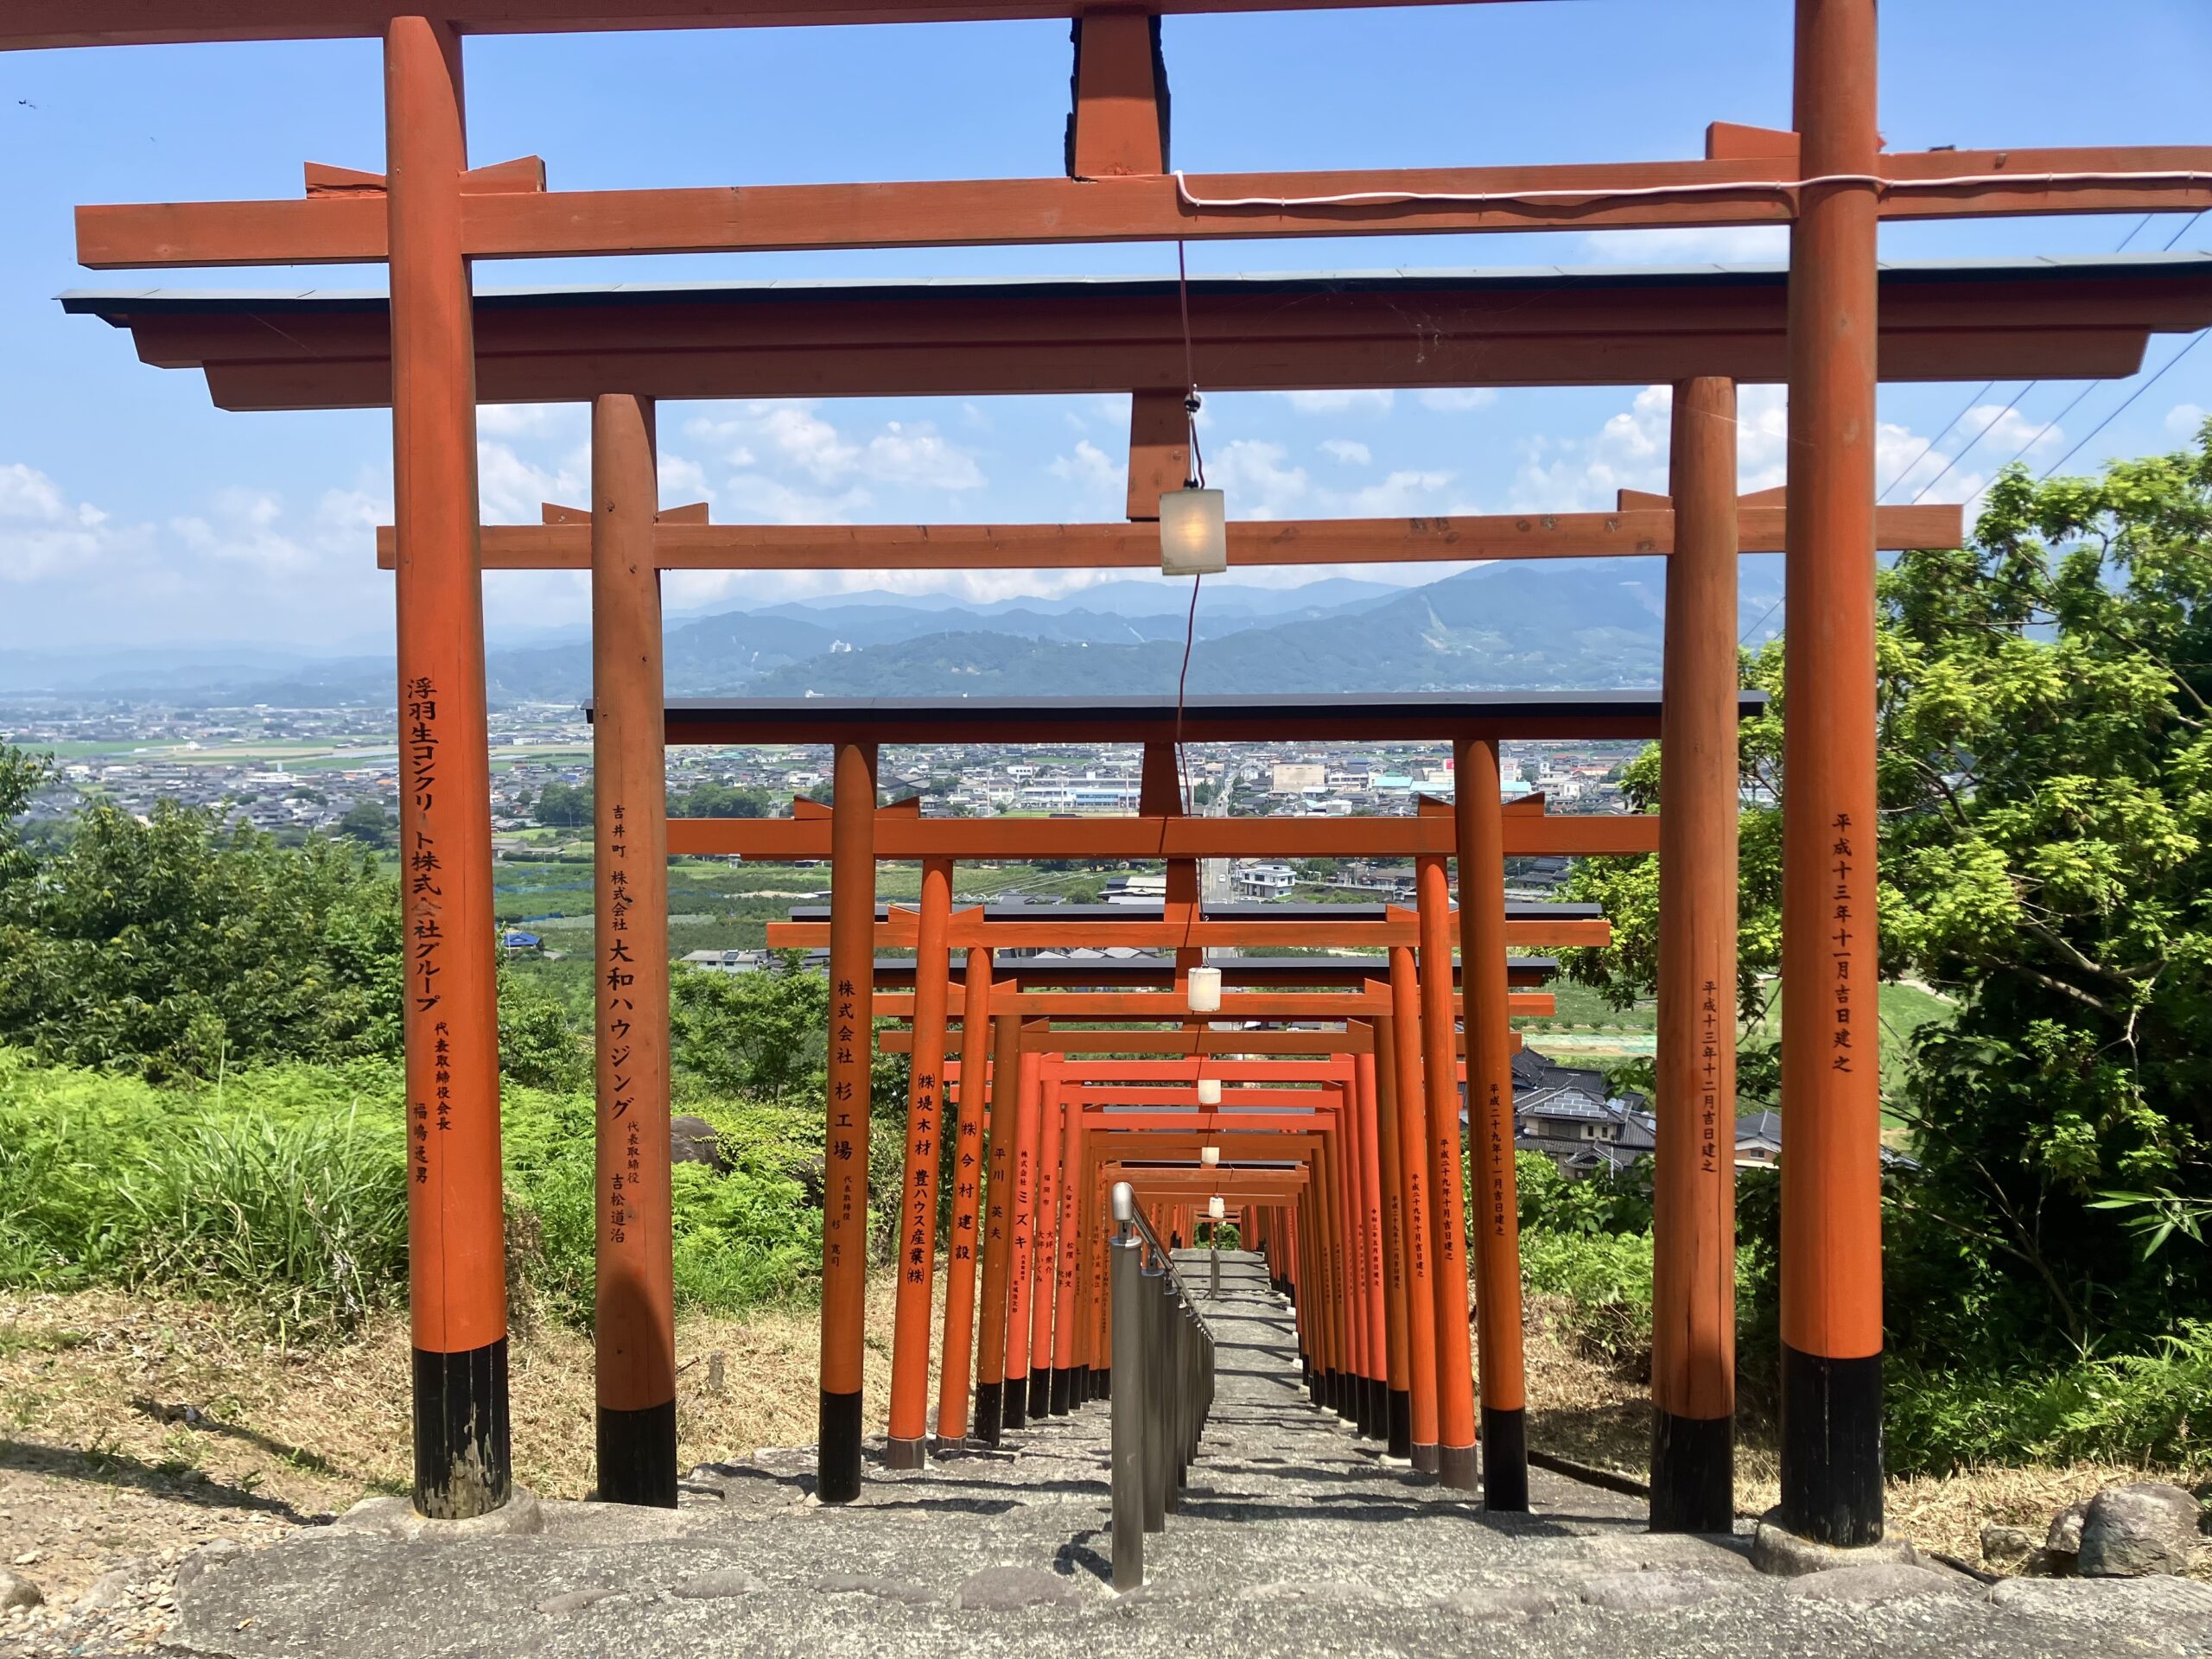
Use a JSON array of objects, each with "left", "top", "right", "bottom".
[
  {"left": 1172, "top": 167, "right": 2212, "bottom": 214},
  {"left": 2038, "top": 328, "right": 2208, "bottom": 479},
  {"left": 1171, "top": 238, "right": 1205, "bottom": 817},
  {"left": 1878, "top": 378, "right": 1995, "bottom": 502}
]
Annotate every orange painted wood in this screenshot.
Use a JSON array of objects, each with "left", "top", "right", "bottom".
[
  {"left": 1387, "top": 946, "right": 1440, "bottom": 1457},
  {"left": 1415, "top": 855, "right": 1478, "bottom": 1474},
  {"left": 1068, "top": 11, "right": 1164, "bottom": 180},
  {"left": 77, "top": 146, "right": 2212, "bottom": 269},
  {"left": 670, "top": 812, "right": 1661, "bottom": 859},
  {"left": 819, "top": 742, "right": 877, "bottom": 1420},
  {"left": 886, "top": 858, "right": 953, "bottom": 1452},
  {"left": 590, "top": 391, "right": 675, "bottom": 1421},
  {"left": 766, "top": 915, "right": 1611, "bottom": 950},
  {"left": 1453, "top": 740, "right": 1529, "bottom": 1423},
  {"left": 381, "top": 506, "right": 1962, "bottom": 570},
  {"left": 8, "top": 0, "right": 1494, "bottom": 51},
  {"left": 1782, "top": 0, "right": 1888, "bottom": 1369},
  {"left": 1656, "top": 378, "right": 1740, "bottom": 1426},
  {"left": 866, "top": 988, "right": 1557, "bottom": 1019},
  {"left": 386, "top": 17, "right": 507, "bottom": 1362},
  {"left": 1125, "top": 390, "right": 1189, "bottom": 522},
  {"left": 935, "top": 947, "right": 995, "bottom": 1443}
]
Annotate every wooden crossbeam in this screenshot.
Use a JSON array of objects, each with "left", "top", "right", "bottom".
[
  {"left": 763, "top": 913, "right": 1612, "bottom": 950},
  {"left": 372, "top": 501, "right": 1962, "bottom": 570},
  {"left": 669, "top": 808, "right": 1660, "bottom": 859},
  {"left": 868, "top": 988, "right": 1556, "bottom": 1018},
  {"left": 78, "top": 146, "right": 2212, "bottom": 270},
  {"left": 5, "top": 1, "right": 1501, "bottom": 52}
]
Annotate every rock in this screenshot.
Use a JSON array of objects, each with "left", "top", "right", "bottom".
[
  {"left": 1576, "top": 1571, "right": 1750, "bottom": 1613},
  {"left": 331, "top": 1488, "right": 544, "bottom": 1541},
  {"left": 0, "top": 1570, "right": 42, "bottom": 1611},
  {"left": 814, "top": 1573, "right": 938, "bottom": 1605},
  {"left": 1980, "top": 1523, "right": 2036, "bottom": 1570},
  {"left": 2045, "top": 1497, "right": 2090, "bottom": 1573},
  {"left": 953, "top": 1567, "right": 1088, "bottom": 1611},
  {"left": 669, "top": 1115, "right": 728, "bottom": 1172},
  {"left": 77, "top": 1567, "right": 139, "bottom": 1611},
  {"left": 2079, "top": 1481, "right": 2202, "bottom": 1577},
  {"left": 669, "top": 1569, "right": 763, "bottom": 1599},
  {"left": 1440, "top": 1584, "right": 1571, "bottom": 1621},
  {"left": 1751, "top": 1514, "right": 1922, "bottom": 1577},
  {"left": 174, "top": 1538, "right": 244, "bottom": 1592},
  {"left": 1989, "top": 1575, "right": 2212, "bottom": 1618},
  {"left": 537, "top": 1589, "right": 618, "bottom": 1615},
  {"left": 1784, "top": 1564, "right": 1974, "bottom": 1603}
]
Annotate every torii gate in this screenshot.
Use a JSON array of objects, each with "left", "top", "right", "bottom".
[{"left": 43, "top": 0, "right": 2212, "bottom": 1552}]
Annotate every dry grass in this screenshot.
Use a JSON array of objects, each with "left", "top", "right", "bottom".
[
  {"left": 0, "top": 1271, "right": 946, "bottom": 1601},
  {"left": 1516, "top": 1293, "right": 2201, "bottom": 1572}
]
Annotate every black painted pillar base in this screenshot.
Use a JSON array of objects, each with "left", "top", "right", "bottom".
[
  {"left": 413, "top": 1340, "right": 511, "bottom": 1519},
  {"left": 1049, "top": 1367, "right": 1071, "bottom": 1415},
  {"left": 974, "top": 1380, "right": 1004, "bottom": 1446},
  {"left": 1386, "top": 1389, "right": 1413, "bottom": 1459},
  {"left": 1481, "top": 1406, "right": 1529, "bottom": 1511},
  {"left": 594, "top": 1398, "right": 677, "bottom": 1507},
  {"left": 1030, "top": 1366, "right": 1052, "bottom": 1416},
  {"left": 1003, "top": 1375, "right": 1028, "bottom": 1431},
  {"left": 885, "top": 1435, "right": 925, "bottom": 1471},
  {"left": 1095, "top": 1367, "right": 1110, "bottom": 1402},
  {"left": 1779, "top": 1344, "right": 1885, "bottom": 1545},
  {"left": 1650, "top": 1408, "right": 1736, "bottom": 1533},
  {"left": 818, "top": 1389, "right": 863, "bottom": 1504},
  {"left": 1411, "top": 1440, "right": 1439, "bottom": 1475},
  {"left": 1438, "top": 1441, "right": 1479, "bottom": 1491},
  {"left": 1354, "top": 1376, "right": 1375, "bottom": 1436},
  {"left": 1367, "top": 1377, "right": 1387, "bottom": 1440}
]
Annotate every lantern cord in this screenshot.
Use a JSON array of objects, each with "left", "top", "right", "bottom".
[{"left": 1173, "top": 238, "right": 1206, "bottom": 816}]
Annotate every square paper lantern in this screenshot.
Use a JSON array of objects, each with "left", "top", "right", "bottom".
[
  {"left": 1197, "top": 1078, "right": 1224, "bottom": 1107},
  {"left": 1208, "top": 1195, "right": 1227, "bottom": 1223},
  {"left": 1159, "top": 487, "right": 1228, "bottom": 575}
]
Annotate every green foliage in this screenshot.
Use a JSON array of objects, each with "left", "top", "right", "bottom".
[
  {"left": 337, "top": 798, "right": 393, "bottom": 847},
  {"left": 1518, "top": 1228, "right": 1654, "bottom": 1370},
  {"left": 1887, "top": 1322, "right": 2212, "bottom": 1476},
  {"left": 1563, "top": 425, "right": 2212, "bottom": 1377},
  {"left": 534, "top": 779, "right": 594, "bottom": 826},
  {"left": 0, "top": 800, "right": 404, "bottom": 1081},
  {"left": 669, "top": 955, "right": 827, "bottom": 1101},
  {"left": 667, "top": 780, "right": 774, "bottom": 819},
  {"left": 1514, "top": 1150, "right": 1654, "bottom": 1237}
]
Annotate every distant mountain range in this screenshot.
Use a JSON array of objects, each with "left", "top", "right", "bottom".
[{"left": 0, "top": 559, "right": 1786, "bottom": 706}]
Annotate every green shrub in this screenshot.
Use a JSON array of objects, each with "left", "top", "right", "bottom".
[
  {"left": 1519, "top": 1228, "right": 1654, "bottom": 1369},
  {"left": 1887, "top": 1321, "right": 2212, "bottom": 1475}
]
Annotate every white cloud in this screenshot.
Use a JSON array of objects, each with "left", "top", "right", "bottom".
[
  {"left": 477, "top": 404, "right": 582, "bottom": 441},
  {"left": 1418, "top": 389, "right": 1499, "bottom": 413},
  {"left": 476, "top": 437, "right": 588, "bottom": 524},
  {"left": 683, "top": 401, "right": 986, "bottom": 518},
  {"left": 1050, "top": 438, "right": 1122, "bottom": 502},
  {"left": 1320, "top": 439, "right": 1371, "bottom": 467},
  {"left": 1511, "top": 384, "right": 1675, "bottom": 510},
  {"left": 0, "top": 462, "right": 143, "bottom": 583},
  {"left": 1275, "top": 390, "right": 1395, "bottom": 416},
  {"left": 1211, "top": 438, "right": 1461, "bottom": 521},
  {"left": 2169, "top": 403, "right": 2209, "bottom": 440}
]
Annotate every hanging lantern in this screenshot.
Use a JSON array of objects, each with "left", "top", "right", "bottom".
[
  {"left": 1196, "top": 1077, "right": 1223, "bottom": 1107},
  {"left": 1186, "top": 964, "right": 1222, "bottom": 1013},
  {"left": 1159, "top": 487, "right": 1228, "bottom": 575},
  {"left": 1200, "top": 1145, "right": 1222, "bottom": 1167},
  {"left": 1208, "top": 1195, "right": 1227, "bottom": 1223}
]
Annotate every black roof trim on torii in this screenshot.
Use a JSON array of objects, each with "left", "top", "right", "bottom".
[{"left": 620, "top": 690, "right": 1768, "bottom": 745}]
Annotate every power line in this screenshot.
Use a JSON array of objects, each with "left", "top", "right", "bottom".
[
  {"left": 2038, "top": 329, "right": 2209, "bottom": 480},
  {"left": 1877, "top": 378, "right": 1994, "bottom": 502}
]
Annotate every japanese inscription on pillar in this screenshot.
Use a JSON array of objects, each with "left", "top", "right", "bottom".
[
  {"left": 602, "top": 801, "right": 635, "bottom": 1242},
  {"left": 404, "top": 675, "right": 445, "bottom": 1183},
  {"left": 828, "top": 977, "right": 861, "bottom": 1272},
  {"left": 1831, "top": 814, "right": 1857, "bottom": 1075},
  {"left": 1700, "top": 977, "right": 1723, "bottom": 1174}
]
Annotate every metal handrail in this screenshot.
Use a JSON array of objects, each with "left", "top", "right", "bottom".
[
  {"left": 1109, "top": 1180, "right": 1217, "bottom": 1592},
  {"left": 1116, "top": 1185, "right": 1216, "bottom": 1343}
]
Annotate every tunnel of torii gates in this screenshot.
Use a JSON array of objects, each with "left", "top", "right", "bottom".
[{"left": 37, "top": 0, "right": 2212, "bottom": 1549}]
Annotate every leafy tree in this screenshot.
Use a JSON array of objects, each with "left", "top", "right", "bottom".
[
  {"left": 338, "top": 797, "right": 394, "bottom": 846},
  {"left": 1567, "top": 425, "right": 2212, "bottom": 1371},
  {"left": 535, "top": 779, "right": 594, "bottom": 827},
  {"left": 0, "top": 799, "right": 402, "bottom": 1080},
  {"left": 668, "top": 779, "right": 773, "bottom": 819}
]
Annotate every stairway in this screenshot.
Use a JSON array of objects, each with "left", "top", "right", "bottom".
[{"left": 166, "top": 1251, "right": 2212, "bottom": 1657}]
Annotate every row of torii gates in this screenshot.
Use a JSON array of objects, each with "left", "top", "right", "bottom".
[{"left": 37, "top": 0, "right": 2212, "bottom": 1550}]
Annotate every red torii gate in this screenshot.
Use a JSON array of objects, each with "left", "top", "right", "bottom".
[{"left": 38, "top": 0, "right": 2212, "bottom": 1553}]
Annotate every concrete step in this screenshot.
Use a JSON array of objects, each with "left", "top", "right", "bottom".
[{"left": 165, "top": 1252, "right": 2212, "bottom": 1658}]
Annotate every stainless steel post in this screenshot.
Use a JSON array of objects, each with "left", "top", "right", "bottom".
[
  {"left": 1141, "top": 1252, "right": 1168, "bottom": 1533},
  {"left": 1109, "top": 1184, "right": 1146, "bottom": 1592}
]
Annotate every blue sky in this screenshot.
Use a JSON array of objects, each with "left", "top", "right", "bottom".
[{"left": 1, "top": 0, "right": 2207, "bottom": 652}]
